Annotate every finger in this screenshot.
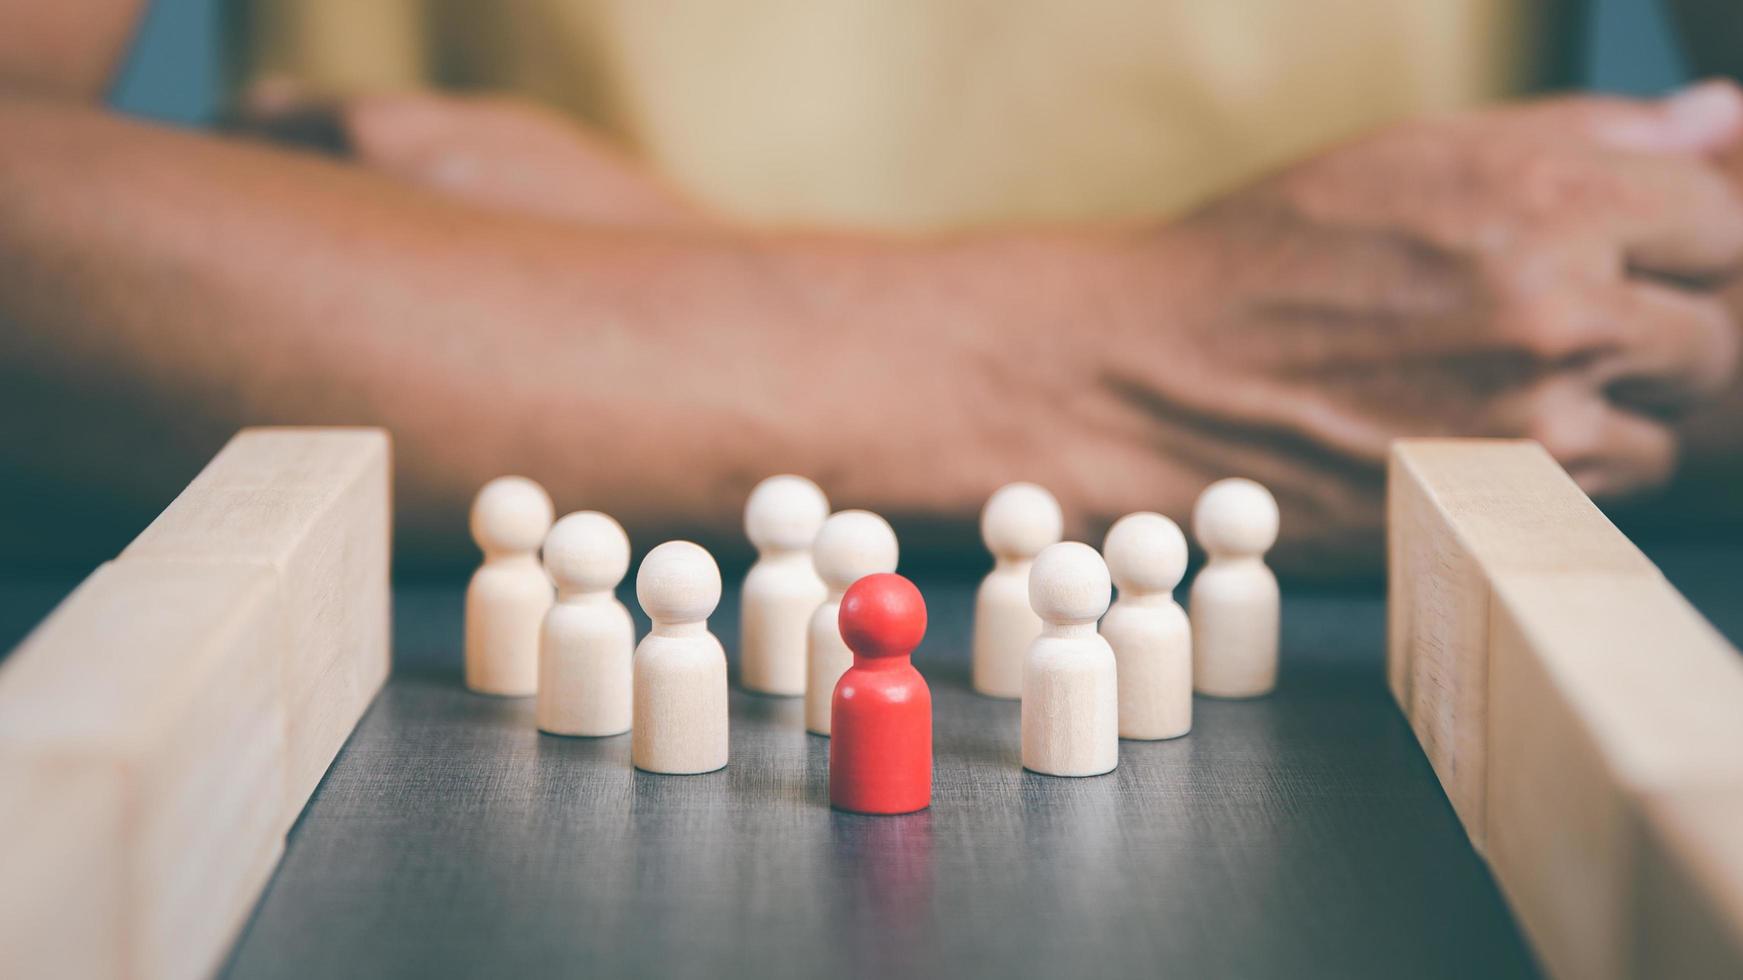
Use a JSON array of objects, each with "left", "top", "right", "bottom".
[
  {"left": 1591, "top": 282, "right": 1740, "bottom": 416},
  {"left": 1593, "top": 80, "right": 1743, "bottom": 155},
  {"left": 1602, "top": 152, "right": 1743, "bottom": 280},
  {"left": 1563, "top": 410, "right": 1680, "bottom": 500},
  {"left": 1494, "top": 376, "right": 1678, "bottom": 498},
  {"left": 1502, "top": 81, "right": 1743, "bottom": 155}
]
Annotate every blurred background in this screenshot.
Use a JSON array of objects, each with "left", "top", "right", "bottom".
[
  {"left": 110, "top": 0, "right": 1699, "bottom": 126},
  {"left": 4, "top": 0, "right": 1738, "bottom": 584}
]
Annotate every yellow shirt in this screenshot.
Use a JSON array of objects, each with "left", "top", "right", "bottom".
[{"left": 236, "top": 0, "right": 1571, "bottom": 230}]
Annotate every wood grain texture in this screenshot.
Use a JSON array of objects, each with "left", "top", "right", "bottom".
[
  {"left": 0, "top": 428, "right": 392, "bottom": 980},
  {"left": 1386, "top": 440, "right": 1656, "bottom": 846},
  {"left": 1390, "top": 439, "right": 1743, "bottom": 980},
  {"left": 1488, "top": 572, "right": 1743, "bottom": 980},
  {"left": 0, "top": 561, "right": 287, "bottom": 980},
  {"left": 1638, "top": 786, "right": 1743, "bottom": 978},
  {"left": 122, "top": 427, "right": 393, "bottom": 820},
  {"left": 211, "top": 577, "right": 1539, "bottom": 980}
]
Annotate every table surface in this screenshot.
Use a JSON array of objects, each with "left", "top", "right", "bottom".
[{"left": 3, "top": 543, "right": 1739, "bottom": 980}]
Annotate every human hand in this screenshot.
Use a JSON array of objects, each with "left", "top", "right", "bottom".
[
  {"left": 1671, "top": 138, "right": 1743, "bottom": 486},
  {"left": 229, "top": 81, "right": 703, "bottom": 227},
  {"left": 1071, "top": 82, "right": 1743, "bottom": 566}
]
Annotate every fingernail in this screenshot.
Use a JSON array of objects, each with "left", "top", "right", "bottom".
[{"left": 1663, "top": 79, "right": 1743, "bottom": 146}]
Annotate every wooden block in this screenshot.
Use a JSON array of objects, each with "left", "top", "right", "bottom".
[
  {"left": 0, "top": 762, "right": 125, "bottom": 979},
  {"left": 1385, "top": 439, "right": 1656, "bottom": 845},
  {"left": 1637, "top": 786, "right": 1743, "bottom": 978},
  {"left": 0, "top": 561, "right": 288, "bottom": 980},
  {"left": 122, "top": 427, "right": 392, "bottom": 820},
  {"left": 286, "top": 634, "right": 390, "bottom": 803},
  {"left": 1487, "top": 572, "right": 1743, "bottom": 980},
  {"left": 1390, "top": 439, "right": 1743, "bottom": 979}
]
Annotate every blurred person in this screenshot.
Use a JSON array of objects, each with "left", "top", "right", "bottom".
[{"left": 2, "top": 0, "right": 1743, "bottom": 574}]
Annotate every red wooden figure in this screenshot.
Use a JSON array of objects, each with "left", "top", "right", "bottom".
[{"left": 829, "top": 573, "right": 932, "bottom": 814}]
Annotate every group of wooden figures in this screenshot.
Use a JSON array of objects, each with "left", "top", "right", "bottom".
[{"left": 464, "top": 474, "right": 1280, "bottom": 815}]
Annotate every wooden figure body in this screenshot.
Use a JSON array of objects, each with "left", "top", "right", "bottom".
[
  {"left": 1101, "top": 512, "right": 1192, "bottom": 740},
  {"left": 465, "top": 476, "right": 554, "bottom": 696},
  {"left": 1189, "top": 478, "right": 1281, "bottom": 698},
  {"left": 633, "top": 541, "right": 729, "bottom": 774},
  {"left": 1021, "top": 542, "right": 1118, "bottom": 777},
  {"left": 972, "top": 483, "right": 1062, "bottom": 698},
  {"left": 830, "top": 573, "right": 932, "bottom": 814},
  {"left": 806, "top": 510, "right": 899, "bottom": 735},
  {"left": 537, "top": 511, "right": 635, "bottom": 737},
  {"left": 740, "top": 475, "right": 830, "bottom": 696}
]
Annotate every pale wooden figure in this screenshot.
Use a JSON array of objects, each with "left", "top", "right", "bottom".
[
  {"left": 973, "top": 482, "right": 1063, "bottom": 698},
  {"left": 1100, "top": 512, "right": 1192, "bottom": 740},
  {"left": 1021, "top": 542, "right": 1118, "bottom": 777},
  {"left": 633, "top": 541, "right": 729, "bottom": 774},
  {"left": 465, "top": 476, "right": 555, "bottom": 697},
  {"left": 537, "top": 512, "right": 635, "bottom": 737},
  {"left": 805, "top": 510, "right": 899, "bottom": 735},
  {"left": 1189, "top": 478, "right": 1280, "bottom": 699},
  {"left": 739, "top": 475, "right": 830, "bottom": 696}
]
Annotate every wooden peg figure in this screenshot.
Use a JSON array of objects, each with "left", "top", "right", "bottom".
[
  {"left": 632, "top": 541, "right": 729, "bottom": 774},
  {"left": 1022, "top": 542, "right": 1118, "bottom": 777},
  {"left": 973, "top": 482, "right": 1063, "bottom": 698},
  {"left": 465, "top": 475, "right": 555, "bottom": 696},
  {"left": 740, "top": 475, "right": 830, "bottom": 696},
  {"left": 1101, "top": 512, "right": 1192, "bottom": 740},
  {"left": 807, "top": 510, "right": 899, "bottom": 736},
  {"left": 537, "top": 511, "right": 635, "bottom": 737},
  {"left": 1189, "top": 478, "right": 1280, "bottom": 698},
  {"left": 829, "top": 573, "right": 932, "bottom": 814}
]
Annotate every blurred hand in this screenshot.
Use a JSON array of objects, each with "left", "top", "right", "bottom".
[
  {"left": 218, "top": 79, "right": 1743, "bottom": 571},
  {"left": 1669, "top": 137, "right": 1743, "bottom": 491},
  {"left": 1045, "top": 83, "right": 1743, "bottom": 565},
  {"left": 230, "top": 81, "right": 703, "bottom": 227}
]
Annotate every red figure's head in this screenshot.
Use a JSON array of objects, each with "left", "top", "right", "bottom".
[{"left": 839, "top": 573, "right": 927, "bottom": 660}]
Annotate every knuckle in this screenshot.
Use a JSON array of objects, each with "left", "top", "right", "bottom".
[
  {"left": 1482, "top": 270, "right": 1593, "bottom": 361},
  {"left": 1515, "top": 153, "right": 1617, "bottom": 217},
  {"left": 1689, "top": 298, "right": 1742, "bottom": 389},
  {"left": 1523, "top": 411, "right": 1585, "bottom": 461},
  {"left": 1515, "top": 384, "right": 1604, "bottom": 462}
]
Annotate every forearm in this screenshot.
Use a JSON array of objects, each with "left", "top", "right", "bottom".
[
  {"left": 0, "top": 93, "right": 1139, "bottom": 564},
  {"left": 0, "top": 0, "right": 143, "bottom": 100}
]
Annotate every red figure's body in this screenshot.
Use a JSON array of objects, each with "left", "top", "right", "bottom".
[{"left": 829, "top": 573, "right": 933, "bottom": 815}]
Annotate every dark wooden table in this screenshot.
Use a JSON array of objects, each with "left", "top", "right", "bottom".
[{"left": 4, "top": 543, "right": 1738, "bottom": 979}]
